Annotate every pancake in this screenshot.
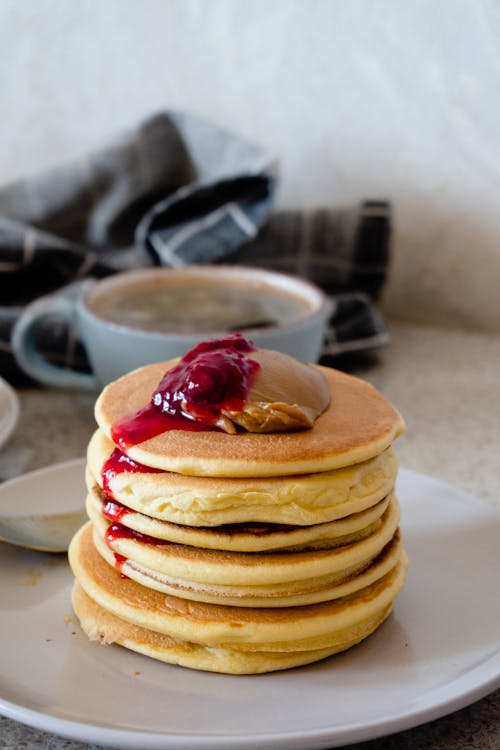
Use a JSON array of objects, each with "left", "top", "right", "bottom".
[
  {"left": 95, "top": 362, "right": 405, "bottom": 477},
  {"left": 69, "top": 523, "right": 408, "bottom": 658},
  {"left": 71, "top": 582, "right": 387, "bottom": 674},
  {"left": 87, "top": 429, "right": 398, "bottom": 526},
  {"left": 86, "top": 483, "right": 392, "bottom": 552},
  {"left": 87, "top": 494, "right": 400, "bottom": 588},
  {"left": 92, "top": 520, "right": 403, "bottom": 607}
]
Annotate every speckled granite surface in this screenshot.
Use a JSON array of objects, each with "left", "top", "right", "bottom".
[{"left": 0, "top": 321, "right": 499, "bottom": 749}]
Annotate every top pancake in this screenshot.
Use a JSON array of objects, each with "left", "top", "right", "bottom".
[{"left": 95, "top": 361, "right": 404, "bottom": 477}]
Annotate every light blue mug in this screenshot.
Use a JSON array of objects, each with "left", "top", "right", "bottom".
[{"left": 11, "top": 266, "right": 331, "bottom": 390}]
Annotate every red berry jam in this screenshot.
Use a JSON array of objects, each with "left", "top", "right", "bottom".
[
  {"left": 110, "top": 334, "right": 260, "bottom": 450},
  {"left": 102, "top": 447, "right": 163, "bottom": 499},
  {"left": 112, "top": 552, "right": 128, "bottom": 575},
  {"left": 105, "top": 521, "right": 161, "bottom": 548},
  {"left": 105, "top": 521, "right": 164, "bottom": 573},
  {"left": 102, "top": 497, "right": 132, "bottom": 524},
  {"left": 110, "top": 402, "right": 213, "bottom": 452}
]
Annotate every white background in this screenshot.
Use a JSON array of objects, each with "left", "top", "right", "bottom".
[{"left": 1, "top": 0, "right": 499, "bottom": 331}]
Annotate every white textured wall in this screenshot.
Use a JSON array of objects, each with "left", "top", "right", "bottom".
[{"left": 1, "top": 0, "right": 500, "bottom": 331}]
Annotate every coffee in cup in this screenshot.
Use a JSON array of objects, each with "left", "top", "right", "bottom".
[
  {"left": 88, "top": 269, "right": 312, "bottom": 334},
  {"left": 12, "top": 266, "right": 331, "bottom": 390}
]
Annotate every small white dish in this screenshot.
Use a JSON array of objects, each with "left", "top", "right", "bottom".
[
  {"left": 0, "top": 465, "right": 498, "bottom": 748},
  {"left": 0, "top": 458, "right": 87, "bottom": 552},
  {"left": 0, "top": 376, "right": 19, "bottom": 448}
]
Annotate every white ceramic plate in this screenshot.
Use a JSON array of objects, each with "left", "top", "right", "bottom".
[
  {"left": 0, "top": 376, "right": 19, "bottom": 448},
  {"left": 0, "top": 462, "right": 499, "bottom": 750}
]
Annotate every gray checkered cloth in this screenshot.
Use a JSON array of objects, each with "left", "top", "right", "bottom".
[{"left": 0, "top": 111, "right": 390, "bottom": 384}]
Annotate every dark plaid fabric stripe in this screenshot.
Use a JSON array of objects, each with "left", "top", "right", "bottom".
[
  {"left": 222, "top": 201, "right": 391, "bottom": 360},
  {"left": 0, "top": 110, "right": 391, "bottom": 384},
  {"left": 227, "top": 202, "right": 390, "bottom": 301},
  {"left": 137, "top": 176, "right": 273, "bottom": 267}
]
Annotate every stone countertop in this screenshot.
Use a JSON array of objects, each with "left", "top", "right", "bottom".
[{"left": 0, "top": 321, "right": 499, "bottom": 749}]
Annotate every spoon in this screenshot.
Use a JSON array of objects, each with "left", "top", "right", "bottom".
[{"left": 0, "top": 458, "right": 87, "bottom": 552}]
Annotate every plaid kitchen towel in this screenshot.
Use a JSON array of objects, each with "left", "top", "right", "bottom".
[
  {"left": 228, "top": 201, "right": 391, "bottom": 362},
  {"left": 0, "top": 110, "right": 390, "bottom": 384}
]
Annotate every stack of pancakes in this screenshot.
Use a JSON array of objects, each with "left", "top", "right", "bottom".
[{"left": 69, "top": 361, "right": 407, "bottom": 674}]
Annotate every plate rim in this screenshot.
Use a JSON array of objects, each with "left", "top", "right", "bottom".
[
  {"left": 0, "top": 464, "right": 499, "bottom": 749},
  {"left": 0, "top": 665, "right": 499, "bottom": 750}
]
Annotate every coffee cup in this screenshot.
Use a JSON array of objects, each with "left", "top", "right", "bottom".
[{"left": 11, "top": 266, "right": 331, "bottom": 390}]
